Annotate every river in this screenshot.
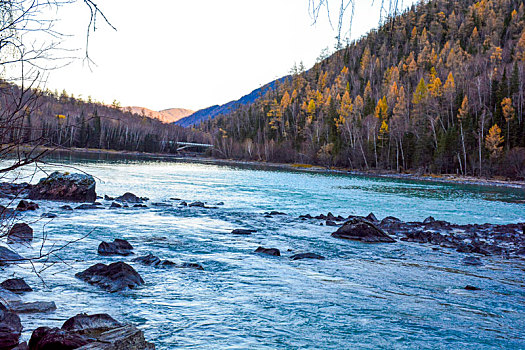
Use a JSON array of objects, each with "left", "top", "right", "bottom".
[{"left": 2, "top": 154, "right": 525, "bottom": 349}]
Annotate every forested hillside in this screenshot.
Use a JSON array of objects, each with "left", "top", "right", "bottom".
[
  {"left": 0, "top": 82, "right": 210, "bottom": 154},
  {"left": 201, "top": 0, "right": 525, "bottom": 178}
]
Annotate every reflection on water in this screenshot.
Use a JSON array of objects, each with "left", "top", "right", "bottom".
[{"left": 1, "top": 153, "right": 524, "bottom": 349}]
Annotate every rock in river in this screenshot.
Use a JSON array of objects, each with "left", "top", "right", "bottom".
[
  {"left": 115, "top": 192, "right": 145, "bottom": 204},
  {"left": 98, "top": 239, "right": 134, "bottom": 256},
  {"left": 9, "top": 301, "right": 57, "bottom": 314},
  {"left": 28, "top": 171, "right": 96, "bottom": 202},
  {"left": 0, "top": 278, "right": 32, "bottom": 293},
  {"left": 0, "top": 246, "right": 24, "bottom": 265},
  {"left": 29, "top": 327, "right": 90, "bottom": 349},
  {"left": 255, "top": 247, "right": 281, "bottom": 256},
  {"left": 290, "top": 253, "right": 325, "bottom": 260},
  {"left": 75, "top": 262, "right": 144, "bottom": 292},
  {"left": 7, "top": 223, "right": 33, "bottom": 243},
  {"left": 331, "top": 218, "right": 396, "bottom": 243},
  {"left": 16, "top": 200, "right": 39, "bottom": 211},
  {"left": 462, "top": 256, "right": 483, "bottom": 266},
  {"left": 0, "top": 303, "right": 23, "bottom": 349},
  {"left": 62, "top": 313, "right": 122, "bottom": 336},
  {"left": 231, "top": 229, "right": 257, "bottom": 235}
]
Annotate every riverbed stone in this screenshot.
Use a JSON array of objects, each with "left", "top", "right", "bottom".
[
  {"left": 462, "top": 256, "right": 483, "bottom": 266},
  {"left": 0, "top": 278, "right": 32, "bottom": 293},
  {"left": 9, "top": 301, "right": 57, "bottom": 314},
  {"left": 290, "top": 253, "right": 325, "bottom": 260},
  {"left": 0, "top": 303, "right": 22, "bottom": 349},
  {"left": 115, "top": 193, "right": 143, "bottom": 204},
  {"left": 98, "top": 239, "right": 134, "bottom": 256},
  {"left": 231, "top": 229, "right": 257, "bottom": 235},
  {"left": 28, "top": 327, "right": 90, "bottom": 349},
  {"left": 7, "top": 223, "right": 33, "bottom": 243},
  {"left": 255, "top": 247, "right": 281, "bottom": 256},
  {"left": 332, "top": 218, "right": 396, "bottom": 243},
  {"left": 16, "top": 200, "right": 39, "bottom": 211},
  {"left": 76, "top": 325, "right": 155, "bottom": 350},
  {"left": 75, "top": 262, "right": 144, "bottom": 292},
  {"left": 28, "top": 171, "right": 96, "bottom": 202},
  {"left": 0, "top": 246, "right": 24, "bottom": 265},
  {"left": 62, "top": 313, "right": 122, "bottom": 336}
]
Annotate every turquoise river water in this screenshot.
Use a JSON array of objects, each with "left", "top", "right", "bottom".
[{"left": 1, "top": 154, "right": 525, "bottom": 349}]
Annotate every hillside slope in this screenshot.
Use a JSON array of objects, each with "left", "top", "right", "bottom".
[
  {"left": 200, "top": 0, "right": 525, "bottom": 179},
  {"left": 123, "top": 106, "right": 194, "bottom": 124},
  {"left": 176, "top": 77, "right": 289, "bottom": 127}
]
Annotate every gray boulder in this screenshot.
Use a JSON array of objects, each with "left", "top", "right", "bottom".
[
  {"left": 290, "top": 253, "right": 325, "bottom": 260},
  {"left": 62, "top": 313, "right": 122, "bottom": 336},
  {"left": 0, "top": 303, "right": 22, "bottom": 349},
  {"left": 75, "top": 262, "right": 144, "bottom": 292},
  {"left": 0, "top": 246, "right": 24, "bottom": 265},
  {"left": 115, "top": 193, "right": 144, "bottom": 204},
  {"left": 28, "top": 327, "right": 90, "bottom": 349},
  {"left": 77, "top": 325, "right": 155, "bottom": 350},
  {"left": 9, "top": 301, "right": 57, "bottom": 314},
  {"left": 332, "top": 218, "right": 396, "bottom": 243},
  {"left": 0, "top": 278, "right": 32, "bottom": 293},
  {"left": 98, "top": 239, "right": 133, "bottom": 256},
  {"left": 29, "top": 172, "right": 96, "bottom": 202},
  {"left": 255, "top": 247, "right": 281, "bottom": 256},
  {"left": 7, "top": 223, "right": 33, "bottom": 243}
]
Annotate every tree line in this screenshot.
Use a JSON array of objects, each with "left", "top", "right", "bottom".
[{"left": 0, "top": 82, "right": 210, "bottom": 155}]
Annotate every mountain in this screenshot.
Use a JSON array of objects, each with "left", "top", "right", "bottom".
[
  {"left": 123, "top": 106, "right": 194, "bottom": 124},
  {"left": 198, "top": 0, "right": 525, "bottom": 179},
  {"left": 175, "top": 77, "right": 289, "bottom": 127}
]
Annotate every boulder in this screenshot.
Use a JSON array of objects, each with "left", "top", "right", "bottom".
[
  {"left": 41, "top": 212, "right": 58, "bottom": 218},
  {"left": 9, "top": 301, "right": 57, "bottom": 314},
  {"left": 7, "top": 223, "right": 33, "bottom": 243},
  {"left": 462, "top": 256, "right": 483, "bottom": 266},
  {"left": 325, "top": 220, "right": 337, "bottom": 227},
  {"left": 115, "top": 193, "right": 143, "bottom": 204},
  {"left": 0, "top": 287, "right": 22, "bottom": 306},
  {"left": 465, "top": 285, "right": 481, "bottom": 291},
  {"left": 104, "top": 195, "right": 115, "bottom": 201},
  {"left": 290, "top": 253, "right": 325, "bottom": 260},
  {"left": 76, "top": 204, "right": 104, "bottom": 210},
  {"left": 132, "top": 254, "right": 161, "bottom": 266},
  {"left": 60, "top": 205, "right": 73, "bottom": 211},
  {"left": 109, "top": 202, "right": 122, "bottom": 209},
  {"left": 331, "top": 218, "right": 396, "bottom": 243},
  {"left": 75, "top": 262, "right": 144, "bottom": 292},
  {"left": 12, "top": 341, "right": 28, "bottom": 349},
  {"left": 0, "top": 246, "right": 24, "bottom": 265},
  {"left": 0, "top": 303, "right": 22, "bottom": 349},
  {"left": 28, "top": 327, "right": 90, "bottom": 349},
  {"left": 255, "top": 247, "right": 281, "bottom": 256},
  {"left": 98, "top": 239, "right": 133, "bottom": 256},
  {"left": 266, "top": 211, "right": 286, "bottom": 216},
  {"left": 365, "top": 212, "right": 378, "bottom": 223},
  {"left": 231, "top": 229, "right": 257, "bottom": 235},
  {"left": 423, "top": 216, "right": 436, "bottom": 224},
  {"left": 179, "top": 263, "right": 204, "bottom": 270},
  {"left": 62, "top": 313, "right": 122, "bottom": 336},
  {"left": 188, "top": 201, "right": 205, "bottom": 208},
  {"left": 132, "top": 254, "right": 203, "bottom": 270},
  {"left": 16, "top": 200, "right": 39, "bottom": 211},
  {"left": 132, "top": 204, "right": 147, "bottom": 208},
  {"left": 0, "top": 278, "right": 32, "bottom": 293},
  {"left": 76, "top": 325, "right": 155, "bottom": 350},
  {"left": 28, "top": 172, "right": 96, "bottom": 202}
]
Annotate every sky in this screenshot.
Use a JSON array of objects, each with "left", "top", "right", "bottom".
[{"left": 41, "top": 0, "right": 404, "bottom": 112}]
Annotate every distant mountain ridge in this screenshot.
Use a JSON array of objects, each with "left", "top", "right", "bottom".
[
  {"left": 175, "top": 77, "right": 290, "bottom": 127},
  {"left": 123, "top": 106, "right": 194, "bottom": 124}
]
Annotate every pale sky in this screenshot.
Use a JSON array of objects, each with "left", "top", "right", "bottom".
[{"left": 43, "top": 0, "right": 403, "bottom": 112}]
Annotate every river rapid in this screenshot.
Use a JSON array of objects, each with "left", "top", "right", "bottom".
[{"left": 2, "top": 154, "right": 525, "bottom": 349}]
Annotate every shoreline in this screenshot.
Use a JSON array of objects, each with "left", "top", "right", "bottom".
[{"left": 38, "top": 146, "right": 525, "bottom": 190}]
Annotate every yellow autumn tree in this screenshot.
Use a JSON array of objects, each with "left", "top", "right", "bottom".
[
  {"left": 412, "top": 78, "right": 428, "bottom": 105},
  {"left": 374, "top": 96, "right": 388, "bottom": 121},
  {"left": 485, "top": 124, "right": 504, "bottom": 159}
]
